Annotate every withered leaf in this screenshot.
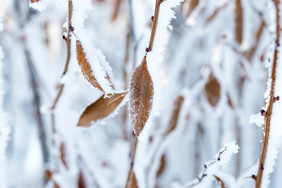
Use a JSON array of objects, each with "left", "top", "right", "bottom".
[
  {"left": 76, "top": 40, "right": 115, "bottom": 92},
  {"left": 235, "top": 0, "right": 243, "bottom": 45},
  {"left": 126, "top": 172, "right": 138, "bottom": 188},
  {"left": 204, "top": 73, "right": 221, "bottom": 107},
  {"left": 30, "top": 0, "right": 40, "bottom": 2},
  {"left": 129, "top": 56, "right": 154, "bottom": 137},
  {"left": 60, "top": 142, "right": 68, "bottom": 169},
  {"left": 164, "top": 95, "right": 184, "bottom": 137},
  {"left": 78, "top": 171, "right": 86, "bottom": 188},
  {"left": 214, "top": 175, "right": 226, "bottom": 188},
  {"left": 78, "top": 92, "right": 128, "bottom": 127},
  {"left": 183, "top": 0, "right": 199, "bottom": 19},
  {"left": 156, "top": 154, "right": 166, "bottom": 177}
]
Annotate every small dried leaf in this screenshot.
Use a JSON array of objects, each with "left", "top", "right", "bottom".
[
  {"left": 76, "top": 40, "right": 115, "bottom": 92},
  {"left": 183, "top": 0, "right": 199, "bottom": 19},
  {"left": 204, "top": 3, "right": 228, "bottom": 25},
  {"left": 204, "top": 73, "right": 221, "bottom": 107},
  {"left": 44, "top": 169, "right": 53, "bottom": 181},
  {"left": 78, "top": 171, "right": 86, "bottom": 188},
  {"left": 164, "top": 96, "right": 184, "bottom": 137},
  {"left": 126, "top": 172, "right": 138, "bottom": 188},
  {"left": 157, "top": 154, "right": 166, "bottom": 177},
  {"left": 214, "top": 175, "right": 226, "bottom": 188},
  {"left": 78, "top": 92, "right": 128, "bottom": 127},
  {"left": 54, "top": 182, "right": 61, "bottom": 188},
  {"left": 235, "top": 0, "right": 243, "bottom": 45},
  {"left": 60, "top": 142, "right": 68, "bottom": 169},
  {"left": 30, "top": 0, "right": 40, "bottom": 2},
  {"left": 129, "top": 57, "right": 154, "bottom": 137},
  {"left": 111, "top": 0, "right": 122, "bottom": 21},
  {"left": 227, "top": 94, "right": 234, "bottom": 109}
]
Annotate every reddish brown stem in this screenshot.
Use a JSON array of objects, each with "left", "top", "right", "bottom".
[
  {"left": 50, "top": 0, "right": 72, "bottom": 110},
  {"left": 125, "top": 136, "right": 138, "bottom": 188},
  {"left": 255, "top": 1, "right": 280, "bottom": 187},
  {"left": 148, "top": 0, "right": 162, "bottom": 51}
]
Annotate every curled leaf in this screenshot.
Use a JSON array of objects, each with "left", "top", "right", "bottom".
[
  {"left": 30, "top": 0, "right": 40, "bottom": 2},
  {"left": 77, "top": 92, "right": 128, "bottom": 127},
  {"left": 204, "top": 73, "right": 221, "bottom": 107},
  {"left": 129, "top": 57, "right": 154, "bottom": 137},
  {"left": 76, "top": 40, "right": 115, "bottom": 92}
]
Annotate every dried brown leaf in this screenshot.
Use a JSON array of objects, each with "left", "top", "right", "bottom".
[
  {"left": 78, "top": 92, "right": 128, "bottom": 127},
  {"left": 183, "top": 0, "right": 199, "bottom": 19},
  {"left": 76, "top": 40, "right": 115, "bottom": 92},
  {"left": 60, "top": 142, "right": 68, "bottom": 169},
  {"left": 111, "top": 0, "right": 122, "bottom": 21},
  {"left": 204, "top": 73, "right": 221, "bottom": 107},
  {"left": 127, "top": 172, "right": 138, "bottom": 188},
  {"left": 204, "top": 3, "right": 228, "bottom": 25},
  {"left": 164, "top": 96, "right": 184, "bottom": 137},
  {"left": 129, "top": 57, "right": 154, "bottom": 137},
  {"left": 227, "top": 94, "right": 234, "bottom": 109},
  {"left": 156, "top": 154, "right": 166, "bottom": 177},
  {"left": 235, "top": 0, "right": 243, "bottom": 45},
  {"left": 30, "top": 0, "right": 40, "bottom": 3},
  {"left": 78, "top": 171, "right": 86, "bottom": 188},
  {"left": 214, "top": 175, "right": 226, "bottom": 188}
]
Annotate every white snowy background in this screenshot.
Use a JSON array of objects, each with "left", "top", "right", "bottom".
[{"left": 1, "top": 0, "right": 282, "bottom": 188}]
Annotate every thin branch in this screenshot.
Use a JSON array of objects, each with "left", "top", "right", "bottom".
[
  {"left": 148, "top": 0, "right": 163, "bottom": 52},
  {"left": 186, "top": 147, "right": 227, "bottom": 188},
  {"left": 125, "top": 135, "right": 138, "bottom": 188},
  {"left": 255, "top": 1, "right": 280, "bottom": 188},
  {"left": 50, "top": 0, "right": 73, "bottom": 110}
]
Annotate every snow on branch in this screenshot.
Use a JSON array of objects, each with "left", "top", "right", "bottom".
[{"left": 182, "top": 141, "right": 239, "bottom": 188}]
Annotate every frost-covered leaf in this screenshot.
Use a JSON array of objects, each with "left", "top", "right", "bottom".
[
  {"left": 129, "top": 57, "right": 154, "bottom": 137},
  {"left": 77, "top": 92, "right": 128, "bottom": 127},
  {"left": 76, "top": 40, "right": 115, "bottom": 92},
  {"left": 204, "top": 73, "right": 221, "bottom": 107}
]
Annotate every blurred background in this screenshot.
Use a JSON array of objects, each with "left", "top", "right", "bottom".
[{"left": 0, "top": 0, "right": 281, "bottom": 187}]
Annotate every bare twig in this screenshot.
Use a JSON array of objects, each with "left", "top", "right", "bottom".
[
  {"left": 148, "top": 0, "right": 163, "bottom": 52},
  {"left": 125, "top": 135, "right": 138, "bottom": 188},
  {"left": 186, "top": 147, "right": 227, "bottom": 188},
  {"left": 255, "top": 1, "right": 280, "bottom": 188},
  {"left": 50, "top": 0, "right": 73, "bottom": 110},
  {"left": 25, "top": 49, "right": 50, "bottom": 185}
]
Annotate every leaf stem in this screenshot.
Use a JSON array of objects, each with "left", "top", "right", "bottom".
[{"left": 255, "top": 1, "right": 280, "bottom": 187}]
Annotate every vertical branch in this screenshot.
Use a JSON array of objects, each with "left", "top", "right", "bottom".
[
  {"left": 125, "top": 136, "right": 138, "bottom": 188},
  {"left": 148, "top": 0, "right": 162, "bottom": 52},
  {"left": 25, "top": 49, "right": 50, "bottom": 182},
  {"left": 50, "top": 0, "right": 73, "bottom": 110},
  {"left": 256, "top": 1, "right": 280, "bottom": 187}
]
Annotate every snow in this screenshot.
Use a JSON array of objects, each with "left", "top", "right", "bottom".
[
  {"left": 0, "top": 46, "right": 9, "bottom": 188},
  {"left": 183, "top": 140, "right": 239, "bottom": 188}
]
